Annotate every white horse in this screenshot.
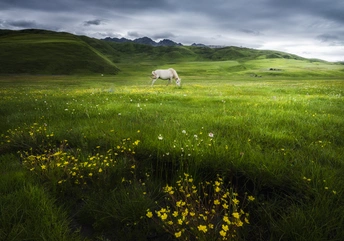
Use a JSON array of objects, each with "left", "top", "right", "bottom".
[{"left": 151, "top": 68, "right": 181, "bottom": 86}]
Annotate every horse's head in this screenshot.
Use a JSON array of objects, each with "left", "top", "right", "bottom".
[{"left": 176, "top": 78, "right": 181, "bottom": 86}]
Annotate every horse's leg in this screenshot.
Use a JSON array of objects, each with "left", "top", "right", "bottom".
[{"left": 151, "top": 78, "right": 158, "bottom": 86}]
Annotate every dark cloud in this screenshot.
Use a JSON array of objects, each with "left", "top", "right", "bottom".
[
  {"left": 9, "top": 20, "right": 37, "bottom": 28},
  {"left": 127, "top": 31, "right": 140, "bottom": 38},
  {"left": 0, "top": 0, "right": 72, "bottom": 11},
  {"left": 0, "top": 19, "right": 38, "bottom": 28},
  {"left": 0, "top": 0, "right": 172, "bottom": 13},
  {"left": 84, "top": 19, "right": 104, "bottom": 26},
  {"left": 152, "top": 32, "right": 176, "bottom": 40},
  {"left": 317, "top": 34, "right": 344, "bottom": 46},
  {"left": 317, "top": 34, "right": 339, "bottom": 42},
  {"left": 265, "top": 0, "right": 344, "bottom": 24},
  {"left": 239, "top": 29, "right": 262, "bottom": 36}
]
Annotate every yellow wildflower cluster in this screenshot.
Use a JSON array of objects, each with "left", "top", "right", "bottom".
[
  {"left": 146, "top": 174, "right": 255, "bottom": 241},
  {"left": 3, "top": 122, "right": 53, "bottom": 147},
  {"left": 20, "top": 135, "right": 141, "bottom": 188}
]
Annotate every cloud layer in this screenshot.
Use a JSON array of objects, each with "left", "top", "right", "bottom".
[{"left": 1, "top": 0, "right": 343, "bottom": 61}]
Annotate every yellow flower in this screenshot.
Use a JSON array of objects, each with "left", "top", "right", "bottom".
[
  {"left": 89, "top": 173, "right": 93, "bottom": 177},
  {"left": 236, "top": 220, "right": 244, "bottom": 227},
  {"left": 164, "top": 185, "right": 174, "bottom": 195},
  {"left": 214, "top": 199, "right": 220, "bottom": 205},
  {"left": 173, "top": 211, "right": 179, "bottom": 217},
  {"left": 175, "top": 231, "right": 182, "bottom": 238},
  {"left": 222, "top": 203, "right": 229, "bottom": 209},
  {"left": 41, "top": 165, "right": 46, "bottom": 170},
  {"left": 178, "top": 219, "right": 183, "bottom": 225},
  {"left": 176, "top": 200, "right": 185, "bottom": 207},
  {"left": 146, "top": 211, "right": 153, "bottom": 218},
  {"left": 159, "top": 208, "right": 167, "bottom": 213},
  {"left": 222, "top": 224, "right": 229, "bottom": 232},
  {"left": 248, "top": 195, "right": 255, "bottom": 201},
  {"left": 233, "top": 198, "right": 239, "bottom": 205},
  {"left": 197, "top": 225, "right": 208, "bottom": 233},
  {"left": 223, "top": 216, "right": 231, "bottom": 224},
  {"left": 160, "top": 213, "right": 168, "bottom": 220},
  {"left": 219, "top": 230, "right": 226, "bottom": 237},
  {"left": 215, "top": 186, "right": 221, "bottom": 192},
  {"left": 98, "top": 168, "right": 103, "bottom": 173},
  {"left": 182, "top": 208, "right": 189, "bottom": 217},
  {"left": 232, "top": 212, "right": 240, "bottom": 219}
]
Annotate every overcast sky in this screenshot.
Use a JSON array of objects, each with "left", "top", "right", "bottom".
[{"left": 1, "top": 0, "right": 344, "bottom": 62}]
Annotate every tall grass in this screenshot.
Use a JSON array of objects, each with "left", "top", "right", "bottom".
[
  {"left": 0, "top": 154, "right": 81, "bottom": 241},
  {"left": 1, "top": 61, "right": 344, "bottom": 240}
]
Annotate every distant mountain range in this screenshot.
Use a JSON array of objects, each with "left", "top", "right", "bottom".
[
  {"left": 102, "top": 36, "right": 225, "bottom": 48},
  {"left": 102, "top": 36, "right": 183, "bottom": 47}
]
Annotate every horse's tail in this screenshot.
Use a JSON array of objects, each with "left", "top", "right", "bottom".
[{"left": 151, "top": 70, "right": 157, "bottom": 78}]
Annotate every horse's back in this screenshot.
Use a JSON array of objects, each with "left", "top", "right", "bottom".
[{"left": 154, "top": 69, "right": 173, "bottom": 79}]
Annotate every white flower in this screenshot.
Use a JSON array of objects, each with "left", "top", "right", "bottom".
[
  {"left": 158, "top": 134, "right": 163, "bottom": 140},
  {"left": 182, "top": 130, "right": 186, "bottom": 134},
  {"left": 208, "top": 132, "right": 214, "bottom": 138}
]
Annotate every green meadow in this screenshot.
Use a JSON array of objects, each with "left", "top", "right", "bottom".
[{"left": 1, "top": 30, "right": 344, "bottom": 241}]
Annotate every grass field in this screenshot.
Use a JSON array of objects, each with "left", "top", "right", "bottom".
[{"left": 1, "top": 57, "right": 344, "bottom": 241}]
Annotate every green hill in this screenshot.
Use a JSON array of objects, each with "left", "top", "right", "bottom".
[
  {"left": 0, "top": 29, "right": 342, "bottom": 75},
  {"left": 0, "top": 29, "right": 120, "bottom": 75}
]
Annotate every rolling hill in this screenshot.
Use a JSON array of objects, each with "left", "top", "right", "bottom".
[
  {"left": 0, "top": 29, "right": 120, "bottom": 75},
  {"left": 0, "top": 29, "right": 342, "bottom": 75}
]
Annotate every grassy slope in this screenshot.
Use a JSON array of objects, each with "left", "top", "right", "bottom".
[{"left": 0, "top": 29, "right": 120, "bottom": 75}]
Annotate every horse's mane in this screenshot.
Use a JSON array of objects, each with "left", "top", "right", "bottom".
[{"left": 168, "top": 68, "right": 179, "bottom": 79}]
